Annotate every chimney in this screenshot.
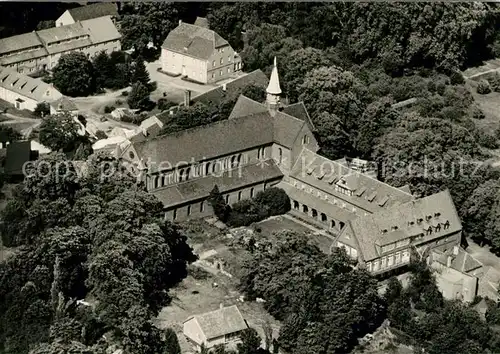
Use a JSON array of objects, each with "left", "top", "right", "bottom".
[
  {"left": 222, "top": 83, "right": 227, "bottom": 91},
  {"left": 179, "top": 19, "right": 182, "bottom": 26},
  {"left": 184, "top": 90, "right": 191, "bottom": 107}
]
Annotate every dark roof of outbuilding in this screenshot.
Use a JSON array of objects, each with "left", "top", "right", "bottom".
[
  {"left": 67, "top": 3, "right": 118, "bottom": 22},
  {"left": 4, "top": 141, "right": 33, "bottom": 175}
]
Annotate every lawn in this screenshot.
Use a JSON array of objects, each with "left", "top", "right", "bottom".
[
  {"left": 467, "top": 79, "right": 500, "bottom": 132},
  {"left": 156, "top": 215, "right": 330, "bottom": 353}
]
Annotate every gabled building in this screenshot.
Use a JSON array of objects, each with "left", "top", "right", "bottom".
[
  {"left": 0, "top": 16, "right": 121, "bottom": 74},
  {"left": 0, "top": 66, "right": 62, "bottom": 111},
  {"left": 56, "top": 3, "right": 119, "bottom": 27},
  {"left": 183, "top": 305, "right": 249, "bottom": 352},
  {"left": 161, "top": 20, "right": 242, "bottom": 84},
  {"left": 334, "top": 189, "right": 462, "bottom": 275},
  {"left": 119, "top": 58, "right": 318, "bottom": 221}
]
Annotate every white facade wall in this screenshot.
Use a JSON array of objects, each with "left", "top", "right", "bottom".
[
  {"left": 161, "top": 49, "right": 208, "bottom": 83},
  {"left": 56, "top": 11, "right": 76, "bottom": 27}
]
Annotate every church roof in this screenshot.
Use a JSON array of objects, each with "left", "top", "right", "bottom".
[
  {"left": 133, "top": 113, "right": 274, "bottom": 166},
  {"left": 229, "top": 95, "right": 269, "bottom": 119},
  {"left": 162, "top": 22, "right": 228, "bottom": 60},
  {"left": 281, "top": 102, "right": 315, "bottom": 131},
  {"left": 193, "top": 17, "right": 210, "bottom": 29},
  {"left": 192, "top": 70, "right": 269, "bottom": 105},
  {"left": 266, "top": 57, "right": 281, "bottom": 95}
]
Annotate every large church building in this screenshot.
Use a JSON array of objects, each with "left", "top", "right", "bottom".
[{"left": 116, "top": 58, "right": 462, "bottom": 276}]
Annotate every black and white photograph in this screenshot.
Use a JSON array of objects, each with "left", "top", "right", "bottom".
[{"left": 1, "top": 1, "right": 500, "bottom": 353}]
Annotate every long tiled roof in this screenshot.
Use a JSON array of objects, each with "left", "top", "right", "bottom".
[
  {"left": 192, "top": 70, "right": 269, "bottom": 105},
  {"left": 0, "top": 33, "right": 43, "bottom": 55},
  {"left": 0, "top": 66, "right": 62, "bottom": 102},
  {"left": 290, "top": 148, "right": 414, "bottom": 214},
  {"left": 37, "top": 22, "right": 89, "bottom": 45},
  {"left": 344, "top": 189, "right": 462, "bottom": 262},
  {"left": 152, "top": 160, "right": 283, "bottom": 207},
  {"left": 0, "top": 16, "right": 120, "bottom": 60},
  {"left": 67, "top": 3, "right": 118, "bottom": 22},
  {"left": 162, "top": 22, "right": 228, "bottom": 60},
  {"left": 136, "top": 95, "right": 313, "bottom": 167},
  {"left": 134, "top": 113, "right": 274, "bottom": 165},
  {"left": 80, "top": 16, "right": 121, "bottom": 44},
  {"left": 185, "top": 305, "right": 248, "bottom": 340}
]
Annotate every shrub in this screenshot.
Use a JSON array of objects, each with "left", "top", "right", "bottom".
[
  {"left": 95, "top": 130, "right": 107, "bottom": 139},
  {"left": 34, "top": 102, "right": 50, "bottom": 117},
  {"left": 477, "top": 132, "right": 498, "bottom": 149},
  {"left": 489, "top": 73, "right": 500, "bottom": 92},
  {"left": 436, "top": 82, "right": 446, "bottom": 96},
  {"left": 449, "top": 71, "right": 465, "bottom": 85},
  {"left": 157, "top": 98, "right": 177, "bottom": 111},
  {"left": 471, "top": 104, "right": 486, "bottom": 120},
  {"left": 253, "top": 187, "right": 291, "bottom": 216},
  {"left": 477, "top": 79, "right": 491, "bottom": 94},
  {"left": 104, "top": 105, "right": 115, "bottom": 114}
]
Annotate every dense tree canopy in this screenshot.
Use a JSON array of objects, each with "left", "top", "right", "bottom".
[
  {"left": 52, "top": 53, "right": 95, "bottom": 97},
  {"left": 240, "top": 232, "right": 384, "bottom": 354},
  {"left": 38, "top": 114, "right": 85, "bottom": 153},
  {"left": 0, "top": 152, "right": 195, "bottom": 353}
]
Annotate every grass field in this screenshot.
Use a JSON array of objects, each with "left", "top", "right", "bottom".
[{"left": 157, "top": 215, "right": 332, "bottom": 353}]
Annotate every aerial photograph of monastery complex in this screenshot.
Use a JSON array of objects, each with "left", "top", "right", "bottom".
[{"left": 4, "top": 2, "right": 500, "bottom": 354}]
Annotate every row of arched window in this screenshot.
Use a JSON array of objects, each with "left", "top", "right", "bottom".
[{"left": 150, "top": 153, "right": 245, "bottom": 190}]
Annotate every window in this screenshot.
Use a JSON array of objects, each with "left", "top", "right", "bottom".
[
  {"left": 227, "top": 67, "right": 230, "bottom": 73},
  {"left": 228, "top": 55, "right": 232, "bottom": 62},
  {"left": 312, "top": 209, "right": 318, "bottom": 218},
  {"left": 293, "top": 200, "right": 299, "bottom": 210},
  {"left": 278, "top": 148, "right": 282, "bottom": 164},
  {"left": 220, "top": 70, "right": 223, "bottom": 76},
  {"left": 154, "top": 176, "right": 159, "bottom": 189},
  {"left": 302, "top": 135, "right": 310, "bottom": 145},
  {"left": 212, "top": 60, "right": 216, "bottom": 67},
  {"left": 220, "top": 58, "right": 223, "bottom": 64},
  {"left": 173, "top": 209, "right": 177, "bottom": 220},
  {"left": 238, "top": 191, "right": 242, "bottom": 201},
  {"left": 225, "top": 194, "right": 229, "bottom": 204},
  {"left": 331, "top": 220, "right": 336, "bottom": 228},
  {"left": 200, "top": 201, "right": 204, "bottom": 212},
  {"left": 321, "top": 213, "right": 327, "bottom": 222},
  {"left": 250, "top": 188, "right": 255, "bottom": 198},
  {"left": 129, "top": 151, "right": 135, "bottom": 159},
  {"left": 187, "top": 205, "right": 191, "bottom": 216},
  {"left": 212, "top": 72, "right": 214, "bottom": 78},
  {"left": 339, "top": 221, "right": 345, "bottom": 229},
  {"left": 302, "top": 205, "right": 309, "bottom": 213}
]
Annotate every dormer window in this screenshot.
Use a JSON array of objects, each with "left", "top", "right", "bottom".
[
  {"left": 381, "top": 229, "right": 388, "bottom": 234},
  {"left": 426, "top": 226, "right": 433, "bottom": 235},
  {"left": 435, "top": 224, "right": 441, "bottom": 232},
  {"left": 426, "top": 215, "right": 432, "bottom": 221},
  {"left": 391, "top": 226, "right": 398, "bottom": 231},
  {"left": 444, "top": 220, "right": 450, "bottom": 230},
  {"left": 434, "top": 212, "right": 441, "bottom": 217},
  {"left": 408, "top": 221, "right": 415, "bottom": 226},
  {"left": 417, "top": 218, "right": 423, "bottom": 224}
]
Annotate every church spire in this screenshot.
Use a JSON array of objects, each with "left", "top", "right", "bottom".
[{"left": 266, "top": 57, "right": 281, "bottom": 116}]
